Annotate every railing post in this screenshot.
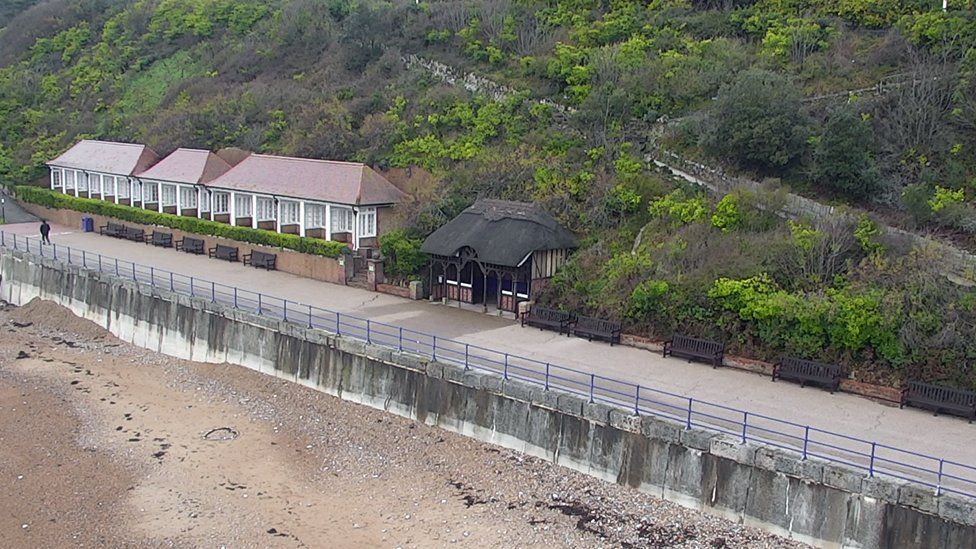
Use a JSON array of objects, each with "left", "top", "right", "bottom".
[
  {"left": 464, "top": 344, "right": 469, "bottom": 371},
  {"left": 211, "top": 281, "right": 216, "bottom": 303},
  {"left": 803, "top": 426, "right": 810, "bottom": 460},
  {"left": 634, "top": 385, "right": 640, "bottom": 415},
  {"left": 132, "top": 263, "right": 137, "bottom": 281},
  {"left": 308, "top": 305, "right": 313, "bottom": 328},
  {"left": 52, "top": 244, "right": 57, "bottom": 260},
  {"left": 169, "top": 272, "right": 174, "bottom": 292},
  {"left": 432, "top": 335, "right": 437, "bottom": 361},
  {"left": 67, "top": 245, "right": 72, "bottom": 264},
  {"left": 503, "top": 353, "right": 509, "bottom": 380},
  {"left": 233, "top": 287, "right": 238, "bottom": 309},
  {"left": 82, "top": 249, "right": 87, "bottom": 268},
  {"left": 365, "top": 319, "right": 370, "bottom": 343},
  {"left": 335, "top": 313, "right": 340, "bottom": 335},
  {"left": 114, "top": 258, "right": 119, "bottom": 276},
  {"left": 398, "top": 327, "right": 403, "bottom": 352},
  {"left": 257, "top": 293, "right": 263, "bottom": 315},
  {"left": 869, "top": 442, "right": 877, "bottom": 477},
  {"left": 589, "top": 373, "right": 595, "bottom": 403},
  {"left": 189, "top": 277, "right": 194, "bottom": 297},
  {"left": 741, "top": 412, "right": 748, "bottom": 443},
  {"left": 937, "top": 459, "right": 945, "bottom": 496},
  {"left": 686, "top": 398, "right": 693, "bottom": 430},
  {"left": 98, "top": 254, "right": 102, "bottom": 272},
  {"left": 149, "top": 267, "right": 154, "bottom": 286},
  {"left": 544, "top": 363, "right": 550, "bottom": 390},
  {"left": 283, "top": 300, "right": 288, "bottom": 322}
]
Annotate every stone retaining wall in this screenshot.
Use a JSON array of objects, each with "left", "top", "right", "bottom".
[{"left": 2, "top": 248, "right": 974, "bottom": 548}]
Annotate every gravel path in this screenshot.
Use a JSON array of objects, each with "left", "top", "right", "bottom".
[{"left": 0, "top": 299, "right": 808, "bottom": 548}]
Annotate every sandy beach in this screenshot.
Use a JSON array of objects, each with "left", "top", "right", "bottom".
[{"left": 0, "top": 299, "right": 803, "bottom": 548}]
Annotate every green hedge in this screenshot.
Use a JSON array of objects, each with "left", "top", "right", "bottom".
[{"left": 16, "top": 186, "right": 350, "bottom": 258}]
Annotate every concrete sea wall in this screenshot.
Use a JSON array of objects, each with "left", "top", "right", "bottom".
[{"left": 2, "top": 248, "right": 975, "bottom": 548}]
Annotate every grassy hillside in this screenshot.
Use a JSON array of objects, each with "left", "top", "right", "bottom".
[{"left": 2, "top": 0, "right": 976, "bottom": 388}]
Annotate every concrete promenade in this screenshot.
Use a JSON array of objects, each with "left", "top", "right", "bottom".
[{"left": 3, "top": 220, "right": 975, "bottom": 485}]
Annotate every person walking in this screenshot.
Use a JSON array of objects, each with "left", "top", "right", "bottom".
[{"left": 40, "top": 219, "right": 51, "bottom": 244}]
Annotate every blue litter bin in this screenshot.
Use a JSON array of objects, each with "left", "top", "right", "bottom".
[{"left": 81, "top": 216, "right": 94, "bottom": 232}]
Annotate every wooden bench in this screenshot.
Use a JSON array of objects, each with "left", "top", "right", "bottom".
[
  {"left": 99, "top": 222, "right": 126, "bottom": 238},
  {"left": 123, "top": 227, "right": 145, "bottom": 242},
  {"left": 901, "top": 381, "right": 976, "bottom": 422},
  {"left": 772, "top": 357, "right": 842, "bottom": 393},
  {"left": 208, "top": 244, "right": 239, "bottom": 262},
  {"left": 147, "top": 230, "right": 173, "bottom": 248},
  {"left": 176, "top": 236, "right": 205, "bottom": 255},
  {"left": 573, "top": 315, "right": 622, "bottom": 346},
  {"left": 243, "top": 250, "right": 277, "bottom": 270},
  {"left": 521, "top": 306, "right": 575, "bottom": 335},
  {"left": 663, "top": 334, "right": 725, "bottom": 368}
]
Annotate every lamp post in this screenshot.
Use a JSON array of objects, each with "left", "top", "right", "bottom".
[{"left": 1, "top": 197, "right": 5, "bottom": 223}]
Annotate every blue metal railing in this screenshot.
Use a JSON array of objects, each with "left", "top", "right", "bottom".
[{"left": 2, "top": 229, "right": 975, "bottom": 499}]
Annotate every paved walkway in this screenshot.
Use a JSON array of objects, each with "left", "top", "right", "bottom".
[
  {"left": 2, "top": 220, "right": 974, "bottom": 493},
  {"left": 0, "top": 190, "right": 39, "bottom": 225}
]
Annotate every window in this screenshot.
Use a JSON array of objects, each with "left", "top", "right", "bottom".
[
  {"left": 358, "top": 207, "right": 376, "bottom": 238},
  {"left": 117, "top": 177, "right": 130, "bottom": 199},
  {"left": 180, "top": 186, "right": 197, "bottom": 209},
  {"left": 213, "top": 192, "right": 229, "bottom": 214},
  {"left": 306, "top": 204, "right": 326, "bottom": 227},
  {"left": 281, "top": 201, "right": 300, "bottom": 225},
  {"left": 64, "top": 170, "right": 76, "bottom": 190},
  {"left": 199, "top": 189, "right": 210, "bottom": 211},
  {"left": 143, "top": 182, "right": 159, "bottom": 203},
  {"left": 256, "top": 197, "right": 275, "bottom": 221},
  {"left": 234, "top": 194, "right": 252, "bottom": 218},
  {"left": 77, "top": 172, "right": 89, "bottom": 191},
  {"left": 161, "top": 184, "right": 177, "bottom": 206},
  {"left": 51, "top": 169, "right": 62, "bottom": 188},
  {"left": 331, "top": 206, "right": 353, "bottom": 233},
  {"left": 103, "top": 175, "right": 115, "bottom": 196}
]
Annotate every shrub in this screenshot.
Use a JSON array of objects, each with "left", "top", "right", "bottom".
[
  {"left": 648, "top": 189, "right": 706, "bottom": 225},
  {"left": 710, "top": 193, "right": 741, "bottom": 233},
  {"left": 628, "top": 279, "right": 669, "bottom": 320},
  {"left": 15, "top": 186, "right": 349, "bottom": 257},
  {"left": 379, "top": 229, "right": 426, "bottom": 279},
  {"left": 928, "top": 185, "right": 965, "bottom": 213}
]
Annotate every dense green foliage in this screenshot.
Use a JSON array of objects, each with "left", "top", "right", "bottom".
[
  {"left": 379, "top": 229, "right": 426, "bottom": 279},
  {"left": 2, "top": 0, "right": 976, "bottom": 388},
  {"left": 15, "top": 186, "right": 350, "bottom": 257}
]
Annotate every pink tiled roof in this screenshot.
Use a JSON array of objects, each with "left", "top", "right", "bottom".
[
  {"left": 136, "top": 148, "right": 233, "bottom": 184},
  {"left": 48, "top": 140, "right": 160, "bottom": 176},
  {"left": 206, "top": 154, "right": 408, "bottom": 206}
]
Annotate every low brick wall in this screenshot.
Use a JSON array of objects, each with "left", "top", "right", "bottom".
[
  {"left": 620, "top": 333, "right": 902, "bottom": 403},
  {"left": 376, "top": 283, "right": 411, "bottom": 298},
  {"left": 21, "top": 203, "right": 350, "bottom": 285}
]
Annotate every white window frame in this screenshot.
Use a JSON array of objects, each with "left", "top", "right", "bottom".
[
  {"left": 233, "top": 194, "right": 251, "bottom": 218},
  {"left": 280, "top": 200, "right": 300, "bottom": 225},
  {"left": 180, "top": 186, "right": 197, "bottom": 209},
  {"left": 143, "top": 182, "right": 159, "bottom": 203},
  {"left": 117, "top": 177, "right": 130, "bottom": 199},
  {"left": 64, "top": 170, "right": 76, "bottom": 190},
  {"left": 213, "top": 192, "right": 230, "bottom": 214},
  {"left": 256, "top": 197, "right": 275, "bottom": 221},
  {"left": 199, "top": 188, "right": 210, "bottom": 212},
  {"left": 51, "top": 168, "right": 62, "bottom": 189},
  {"left": 306, "top": 204, "right": 326, "bottom": 228},
  {"left": 358, "top": 207, "right": 376, "bottom": 238},
  {"left": 103, "top": 174, "right": 115, "bottom": 196},
  {"left": 160, "top": 184, "right": 177, "bottom": 207},
  {"left": 331, "top": 206, "right": 354, "bottom": 233},
  {"left": 78, "top": 171, "right": 89, "bottom": 191}
]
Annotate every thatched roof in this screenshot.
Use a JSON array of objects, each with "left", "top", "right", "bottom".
[{"left": 422, "top": 199, "right": 577, "bottom": 267}]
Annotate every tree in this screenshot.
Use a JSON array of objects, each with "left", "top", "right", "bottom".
[
  {"left": 811, "top": 107, "right": 880, "bottom": 200},
  {"left": 701, "top": 69, "right": 809, "bottom": 171}
]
